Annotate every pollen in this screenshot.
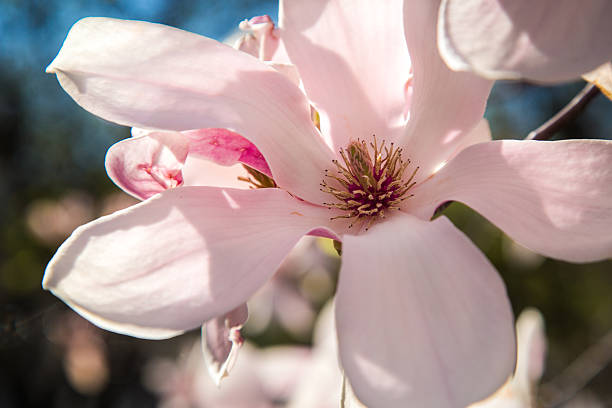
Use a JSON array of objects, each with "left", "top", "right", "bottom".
[{"left": 320, "top": 136, "right": 418, "bottom": 230}]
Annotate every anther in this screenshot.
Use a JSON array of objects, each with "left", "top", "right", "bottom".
[{"left": 320, "top": 136, "right": 419, "bottom": 231}]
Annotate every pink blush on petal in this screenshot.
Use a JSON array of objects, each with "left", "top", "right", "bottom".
[
  {"left": 105, "top": 133, "right": 189, "bottom": 201},
  {"left": 185, "top": 128, "right": 272, "bottom": 178},
  {"left": 137, "top": 163, "right": 183, "bottom": 190},
  {"left": 306, "top": 227, "right": 341, "bottom": 241}
]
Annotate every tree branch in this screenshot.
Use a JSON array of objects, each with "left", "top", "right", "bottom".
[
  {"left": 539, "top": 329, "right": 612, "bottom": 407},
  {"left": 526, "top": 83, "right": 600, "bottom": 141}
]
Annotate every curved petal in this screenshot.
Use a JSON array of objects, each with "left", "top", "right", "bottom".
[
  {"left": 46, "top": 17, "right": 333, "bottom": 204},
  {"left": 417, "top": 117, "right": 492, "bottom": 179},
  {"left": 184, "top": 128, "right": 271, "bottom": 177},
  {"left": 202, "top": 304, "right": 248, "bottom": 386},
  {"left": 439, "top": 0, "right": 612, "bottom": 83},
  {"left": 280, "top": 0, "right": 411, "bottom": 150},
  {"left": 106, "top": 128, "right": 265, "bottom": 196},
  {"left": 410, "top": 140, "right": 612, "bottom": 262},
  {"left": 235, "top": 15, "right": 290, "bottom": 63},
  {"left": 105, "top": 132, "right": 188, "bottom": 200},
  {"left": 43, "top": 187, "right": 339, "bottom": 339},
  {"left": 265, "top": 61, "right": 302, "bottom": 87},
  {"left": 401, "top": 0, "right": 492, "bottom": 179},
  {"left": 335, "top": 214, "right": 515, "bottom": 407},
  {"left": 181, "top": 156, "right": 249, "bottom": 189}
]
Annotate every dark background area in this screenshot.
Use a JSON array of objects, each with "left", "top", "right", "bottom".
[{"left": 1, "top": 1, "right": 611, "bottom": 407}]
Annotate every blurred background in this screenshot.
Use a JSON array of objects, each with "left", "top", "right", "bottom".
[{"left": 0, "top": 0, "right": 611, "bottom": 407}]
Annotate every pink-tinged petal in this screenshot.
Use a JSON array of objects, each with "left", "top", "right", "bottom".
[
  {"left": 108, "top": 128, "right": 264, "bottom": 194},
  {"left": 265, "top": 62, "right": 301, "bottom": 87},
  {"left": 181, "top": 156, "right": 249, "bottom": 189},
  {"left": 185, "top": 128, "right": 272, "bottom": 178},
  {"left": 202, "top": 304, "right": 248, "bottom": 386},
  {"left": 335, "top": 214, "right": 515, "bottom": 408},
  {"left": 401, "top": 0, "right": 492, "bottom": 179},
  {"left": 235, "top": 15, "right": 290, "bottom": 63},
  {"left": 235, "top": 15, "right": 274, "bottom": 59},
  {"left": 341, "top": 377, "right": 368, "bottom": 408},
  {"left": 439, "top": 0, "right": 612, "bottom": 83},
  {"left": 232, "top": 15, "right": 299, "bottom": 85},
  {"left": 410, "top": 140, "right": 612, "bottom": 262},
  {"left": 46, "top": 17, "right": 333, "bottom": 204},
  {"left": 280, "top": 0, "right": 411, "bottom": 150},
  {"left": 421, "top": 118, "right": 492, "bottom": 178},
  {"left": 105, "top": 132, "right": 188, "bottom": 200},
  {"left": 43, "top": 187, "right": 339, "bottom": 339}
]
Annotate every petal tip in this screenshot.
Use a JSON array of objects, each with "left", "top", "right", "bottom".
[
  {"left": 41, "top": 251, "right": 63, "bottom": 290},
  {"left": 45, "top": 63, "right": 57, "bottom": 74},
  {"left": 41, "top": 270, "right": 53, "bottom": 290}
]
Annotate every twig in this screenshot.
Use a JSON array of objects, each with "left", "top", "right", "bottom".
[
  {"left": 538, "top": 329, "right": 612, "bottom": 407},
  {"left": 526, "top": 83, "right": 600, "bottom": 141}
]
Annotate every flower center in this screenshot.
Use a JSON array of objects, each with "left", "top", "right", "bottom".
[{"left": 320, "top": 136, "right": 418, "bottom": 230}]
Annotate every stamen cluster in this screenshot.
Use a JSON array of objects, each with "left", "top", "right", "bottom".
[
  {"left": 321, "top": 136, "right": 418, "bottom": 230},
  {"left": 238, "top": 165, "right": 277, "bottom": 189}
]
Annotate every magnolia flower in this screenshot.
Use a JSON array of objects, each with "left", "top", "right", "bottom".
[
  {"left": 106, "top": 126, "right": 262, "bottom": 385},
  {"left": 290, "top": 306, "right": 547, "bottom": 408},
  {"left": 104, "top": 20, "right": 306, "bottom": 385},
  {"left": 44, "top": 0, "right": 612, "bottom": 406},
  {"left": 144, "top": 339, "right": 312, "bottom": 408},
  {"left": 437, "top": 0, "right": 612, "bottom": 82}
]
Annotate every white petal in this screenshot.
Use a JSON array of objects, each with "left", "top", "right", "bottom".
[
  {"left": 280, "top": 0, "right": 411, "bottom": 150},
  {"left": 410, "top": 139, "right": 612, "bottom": 262},
  {"left": 43, "top": 187, "right": 338, "bottom": 339},
  {"left": 439, "top": 0, "right": 612, "bottom": 82},
  {"left": 105, "top": 132, "right": 188, "bottom": 200},
  {"left": 336, "top": 214, "right": 515, "bottom": 407},
  {"left": 47, "top": 17, "right": 333, "bottom": 204},
  {"left": 401, "top": 0, "right": 493, "bottom": 179},
  {"left": 202, "top": 304, "right": 248, "bottom": 385}
]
